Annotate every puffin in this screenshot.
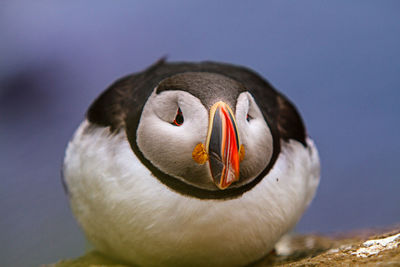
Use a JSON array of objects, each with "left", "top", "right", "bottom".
[{"left": 63, "top": 59, "right": 320, "bottom": 267}]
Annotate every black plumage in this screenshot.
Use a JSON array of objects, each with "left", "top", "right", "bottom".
[{"left": 87, "top": 59, "right": 306, "bottom": 199}]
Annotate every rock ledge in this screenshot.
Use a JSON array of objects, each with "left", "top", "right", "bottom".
[{"left": 48, "top": 228, "right": 400, "bottom": 267}]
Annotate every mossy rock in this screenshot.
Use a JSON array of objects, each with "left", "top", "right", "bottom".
[{"left": 48, "top": 228, "right": 400, "bottom": 267}]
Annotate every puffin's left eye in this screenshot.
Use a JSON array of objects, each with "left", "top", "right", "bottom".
[
  {"left": 246, "top": 114, "right": 252, "bottom": 122},
  {"left": 172, "top": 108, "right": 184, "bottom": 126}
]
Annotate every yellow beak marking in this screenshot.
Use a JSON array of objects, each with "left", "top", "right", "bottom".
[
  {"left": 239, "top": 144, "right": 245, "bottom": 162},
  {"left": 192, "top": 143, "right": 209, "bottom": 164}
]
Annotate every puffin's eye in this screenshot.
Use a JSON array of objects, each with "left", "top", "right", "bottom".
[
  {"left": 246, "top": 114, "right": 252, "bottom": 122},
  {"left": 172, "top": 108, "right": 184, "bottom": 126}
]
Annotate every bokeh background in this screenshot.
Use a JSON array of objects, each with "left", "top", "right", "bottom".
[{"left": 1, "top": 1, "right": 399, "bottom": 266}]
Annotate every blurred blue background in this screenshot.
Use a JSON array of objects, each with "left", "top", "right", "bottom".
[{"left": 1, "top": 1, "right": 399, "bottom": 266}]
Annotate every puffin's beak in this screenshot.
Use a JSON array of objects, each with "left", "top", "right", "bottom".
[{"left": 206, "top": 101, "right": 241, "bottom": 189}]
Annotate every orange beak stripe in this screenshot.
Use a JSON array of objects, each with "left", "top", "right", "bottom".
[
  {"left": 206, "top": 101, "right": 241, "bottom": 189},
  {"left": 219, "top": 105, "right": 240, "bottom": 188}
]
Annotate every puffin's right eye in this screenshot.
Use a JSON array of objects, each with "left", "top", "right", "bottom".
[{"left": 172, "top": 108, "right": 184, "bottom": 126}]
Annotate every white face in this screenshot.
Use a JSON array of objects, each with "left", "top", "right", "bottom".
[
  {"left": 136, "top": 89, "right": 273, "bottom": 191},
  {"left": 235, "top": 92, "right": 273, "bottom": 182}
]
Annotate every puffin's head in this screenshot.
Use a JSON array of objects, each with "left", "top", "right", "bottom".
[{"left": 129, "top": 72, "right": 273, "bottom": 193}]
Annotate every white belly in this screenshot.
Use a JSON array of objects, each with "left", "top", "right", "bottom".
[{"left": 63, "top": 120, "right": 320, "bottom": 267}]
